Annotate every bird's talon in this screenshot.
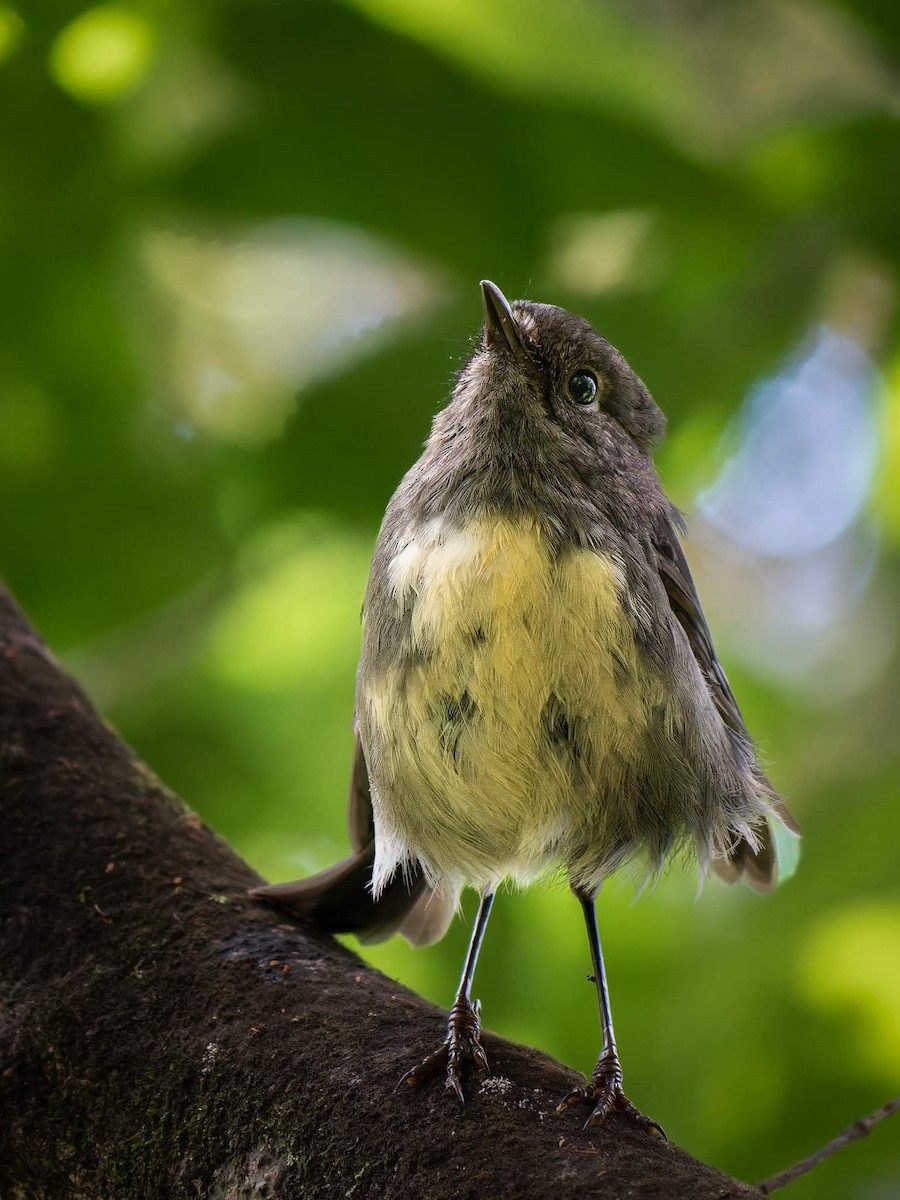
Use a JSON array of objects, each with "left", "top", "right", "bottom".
[
  {"left": 446, "top": 1070, "right": 465, "bottom": 1105},
  {"left": 555, "top": 1088, "right": 586, "bottom": 1113},
  {"left": 558, "top": 1050, "right": 665, "bottom": 1139},
  {"left": 472, "top": 1042, "right": 491, "bottom": 1075},
  {"left": 397, "top": 1048, "right": 446, "bottom": 1090},
  {"left": 399, "top": 997, "right": 489, "bottom": 1104}
]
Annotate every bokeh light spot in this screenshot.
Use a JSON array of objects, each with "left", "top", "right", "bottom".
[
  {"left": 547, "top": 210, "right": 663, "bottom": 297},
  {"left": 139, "top": 220, "right": 444, "bottom": 445},
  {"left": 49, "top": 5, "right": 156, "bottom": 104},
  {"left": 799, "top": 902, "right": 900, "bottom": 1081},
  {"left": 0, "top": 5, "right": 24, "bottom": 63},
  {"left": 699, "top": 325, "right": 879, "bottom": 559},
  {"left": 206, "top": 518, "right": 372, "bottom": 691},
  {"left": 873, "top": 353, "right": 900, "bottom": 544}
]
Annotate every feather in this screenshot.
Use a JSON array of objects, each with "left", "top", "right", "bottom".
[
  {"left": 248, "top": 838, "right": 430, "bottom": 942},
  {"left": 653, "top": 513, "right": 800, "bottom": 886}
]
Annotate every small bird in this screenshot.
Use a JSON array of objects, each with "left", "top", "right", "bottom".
[{"left": 252, "top": 281, "right": 798, "bottom": 1132}]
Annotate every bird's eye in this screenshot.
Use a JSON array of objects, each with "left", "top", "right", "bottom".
[{"left": 568, "top": 371, "right": 598, "bottom": 407}]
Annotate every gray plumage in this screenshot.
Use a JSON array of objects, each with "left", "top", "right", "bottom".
[{"left": 252, "top": 287, "right": 798, "bottom": 946}]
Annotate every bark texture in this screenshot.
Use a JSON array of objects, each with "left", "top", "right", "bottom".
[{"left": 0, "top": 583, "right": 761, "bottom": 1199}]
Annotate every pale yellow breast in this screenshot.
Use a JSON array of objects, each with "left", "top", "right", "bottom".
[{"left": 363, "top": 514, "right": 654, "bottom": 893}]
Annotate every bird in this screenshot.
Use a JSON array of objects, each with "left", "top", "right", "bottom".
[{"left": 251, "top": 280, "right": 799, "bottom": 1132}]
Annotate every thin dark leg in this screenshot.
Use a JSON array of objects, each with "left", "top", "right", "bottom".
[
  {"left": 400, "top": 891, "right": 494, "bottom": 1104},
  {"left": 558, "top": 892, "right": 666, "bottom": 1137},
  {"left": 582, "top": 893, "right": 618, "bottom": 1064},
  {"left": 456, "top": 890, "right": 494, "bottom": 1007}
]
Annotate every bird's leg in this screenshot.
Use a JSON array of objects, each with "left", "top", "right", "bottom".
[
  {"left": 399, "top": 890, "right": 494, "bottom": 1104},
  {"left": 557, "top": 891, "right": 666, "bottom": 1138}
]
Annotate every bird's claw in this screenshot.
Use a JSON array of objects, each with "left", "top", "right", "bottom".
[
  {"left": 556, "top": 1047, "right": 666, "bottom": 1139},
  {"left": 399, "top": 996, "right": 490, "bottom": 1104}
]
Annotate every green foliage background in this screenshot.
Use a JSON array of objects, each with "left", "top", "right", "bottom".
[{"left": 2, "top": 1, "right": 899, "bottom": 1193}]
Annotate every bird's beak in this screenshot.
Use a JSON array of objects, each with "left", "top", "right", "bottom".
[{"left": 481, "top": 280, "right": 530, "bottom": 363}]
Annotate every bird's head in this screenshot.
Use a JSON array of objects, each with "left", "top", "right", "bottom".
[{"left": 452, "top": 280, "right": 666, "bottom": 455}]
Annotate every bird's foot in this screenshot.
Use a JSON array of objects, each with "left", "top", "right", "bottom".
[
  {"left": 557, "top": 1047, "right": 666, "bottom": 1138},
  {"left": 399, "top": 995, "right": 491, "bottom": 1104}
]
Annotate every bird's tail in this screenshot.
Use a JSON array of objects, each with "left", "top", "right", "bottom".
[
  {"left": 712, "top": 798, "right": 801, "bottom": 892},
  {"left": 248, "top": 840, "right": 455, "bottom": 947}
]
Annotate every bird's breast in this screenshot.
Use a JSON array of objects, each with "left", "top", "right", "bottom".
[
  {"left": 380, "top": 512, "right": 638, "bottom": 699},
  {"left": 361, "top": 513, "right": 656, "bottom": 890}
]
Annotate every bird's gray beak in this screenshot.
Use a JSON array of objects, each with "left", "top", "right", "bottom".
[{"left": 481, "top": 280, "right": 530, "bottom": 363}]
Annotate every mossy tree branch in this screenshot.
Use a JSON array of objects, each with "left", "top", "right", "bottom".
[{"left": 0, "top": 582, "right": 761, "bottom": 1199}]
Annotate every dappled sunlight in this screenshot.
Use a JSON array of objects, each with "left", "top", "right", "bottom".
[
  {"left": 199, "top": 516, "right": 372, "bottom": 880},
  {"left": 0, "top": 4, "right": 23, "bottom": 63},
  {"left": 699, "top": 326, "right": 879, "bottom": 558},
  {"left": 874, "top": 353, "right": 900, "bottom": 544},
  {"left": 139, "top": 220, "right": 446, "bottom": 443},
  {"left": 798, "top": 902, "right": 900, "bottom": 1081},
  {"left": 340, "top": 0, "right": 898, "bottom": 157},
  {"left": 546, "top": 210, "right": 663, "bottom": 298},
  {"left": 340, "top": 0, "right": 697, "bottom": 146},
  {"left": 206, "top": 516, "right": 371, "bottom": 690},
  {"left": 690, "top": 262, "right": 896, "bottom": 701},
  {"left": 49, "top": 4, "right": 157, "bottom": 104}
]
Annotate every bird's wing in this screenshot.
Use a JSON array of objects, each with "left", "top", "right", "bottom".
[
  {"left": 652, "top": 516, "right": 746, "bottom": 735},
  {"left": 344, "top": 727, "right": 456, "bottom": 942},
  {"left": 347, "top": 727, "right": 375, "bottom": 851},
  {"left": 652, "top": 515, "right": 800, "bottom": 844}
]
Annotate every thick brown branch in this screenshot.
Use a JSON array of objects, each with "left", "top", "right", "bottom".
[
  {"left": 760, "top": 1097, "right": 900, "bottom": 1193},
  {"left": 0, "top": 582, "right": 760, "bottom": 1199}
]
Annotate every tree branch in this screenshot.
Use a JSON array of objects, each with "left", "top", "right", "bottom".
[
  {"left": 760, "top": 1097, "right": 900, "bottom": 1193},
  {"left": 0, "top": 581, "right": 761, "bottom": 1199}
]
